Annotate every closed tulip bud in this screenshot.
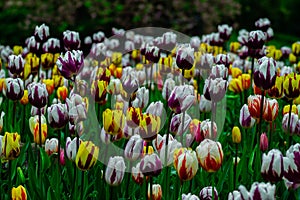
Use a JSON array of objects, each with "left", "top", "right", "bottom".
[
  {"left": 228, "top": 185, "right": 251, "bottom": 200},
  {"left": 99, "top": 127, "right": 111, "bottom": 144},
  {"left": 105, "top": 156, "right": 125, "bottom": 186},
  {"left": 140, "top": 153, "right": 162, "bottom": 177},
  {"left": 162, "top": 78, "right": 176, "bottom": 101},
  {"left": 176, "top": 44, "right": 194, "bottom": 70},
  {"left": 262, "top": 99, "right": 279, "bottom": 122},
  {"left": 145, "top": 45, "right": 160, "bottom": 63},
  {"left": 57, "top": 86, "right": 68, "bottom": 101},
  {"left": 282, "top": 113, "right": 298, "bottom": 134},
  {"left": 124, "top": 135, "right": 144, "bottom": 161},
  {"left": 103, "top": 109, "right": 125, "bottom": 135},
  {"left": 215, "top": 54, "right": 231, "bottom": 68},
  {"left": 75, "top": 141, "right": 99, "bottom": 171},
  {"left": 196, "top": 139, "right": 223, "bottom": 172},
  {"left": 47, "top": 103, "right": 69, "bottom": 129},
  {"left": 168, "top": 85, "right": 195, "bottom": 114},
  {"left": 1, "top": 132, "right": 21, "bottom": 160},
  {"left": 131, "top": 162, "right": 145, "bottom": 185},
  {"left": 249, "top": 182, "right": 276, "bottom": 200},
  {"left": 200, "top": 119, "right": 217, "bottom": 141},
  {"left": 11, "top": 185, "right": 27, "bottom": 200},
  {"left": 261, "top": 149, "right": 284, "bottom": 182},
  {"left": 45, "top": 138, "right": 58, "bottom": 155},
  {"left": 254, "top": 56, "right": 277, "bottom": 90},
  {"left": 63, "top": 30, "right": 80, "bottom": 50},
  {"left": 34, "top": 23, "right": 49, "bottom": 42},
  {"left": 247, "top": 95, "right": 266, "bottom": 120},
  {"left": 139, "top": 113, "right": 161, "bottom": 141},
  {"left": 20, "top": 90, "right": 29, "bottom": 105},
  {"left": 173, "top": 148, "right": 198, "bottom": 181},
  {"left": 260, "top": 133, "right": 269, "bottom": 152},
  {"left": 255, "top": 18, "right": 271, "bottom": 31},
  {"left": 218, "top": 24, "right": 232, "bottom": 40},
  {"left": 91, "top": 80, "right": 107, "bottom": 104},
  {"left": 247, "top": 30, "right": 266, "bottom": 50},
  {"left": 283, "top": 143, "right": 300, "bottom": 184},
  {"left": 232, "top": 126, "right": 241, "bottom": 144},
  {"left": 199, "top": 186, "right": 219, "bottom": 200},
  {"left": 148, "top": 184, "right": 163, "bottom": 200},
  {"left": 189, "top": 119, "right": 202, "bottom": 143},
  {"left": 65, "top": 137, "right": 82, "bottom": 161},
  {"left": 182, "top": 193, "right": 199, "bottom": 200},
  {"left": 229, "top": 76, "right": 243, "bottom": 93},
  {"left": 203, "top": 78, "right": 228, "bottom": 102},
  {"left": 169, "top": 112, "right": 191, "bottom": 136},
  {"left": 145, "top": 101, "right": 164, "bottom": 117},
  {"left": 8, "top": 54, "right": 25, "bottom": 76},
  {"left": 5, "top": 78, "right": 24, "bottom": 101},
  {"left": 13, "top": 45, "right": 23, "bottom": 55},
  {"left": 43, "top": 38, "right": 60, "bottom": 53},
  {"left": 26, "top": 36, "right": 40, "bottom": 54},
  {"left": 132, "top": 86, "right": 149, "bottom": 109},
  {"left": 199, "top": 95, "right": 212, "bottom": 113},
  {"left": 28, "top": 82, "right": 48, "bottom": 108},
  {"left": 282, "top": 104, "right": 298, "bottom": 116},
  {"left": 29, "top": 115, "right": 47, "bottom": 144}
]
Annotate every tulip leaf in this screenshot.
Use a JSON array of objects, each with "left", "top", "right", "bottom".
[
  {"left": 40, "top": 148, "right": 51, "bottom": 172},
  {"left": 248, "top": 145, "right": 256, "bottom": 175}
]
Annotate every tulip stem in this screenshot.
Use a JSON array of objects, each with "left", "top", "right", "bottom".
[
  {"left": 38, "top": 108, "right": 42, "bottom": 147},
  {"left": 125, "top": 161, "right": 132, "bottom": 198},
  {"left": 287, "top": 100, "right": 293, "bottom": 147},
  {"left": 211, "top": 101, "right": 217, "bottom": 139},
  {"left": 57, "top": 130, "right": 61, "bottom": 173},
  {"left": 250, "top": 57, "right": 254, "bottom": 94},
  {"left": 164, "top": 111, "right": 173, "bottom": 197},
  {"left": 212, "top": 176, "right": 215, "bottom": 200},
  {"left": 180, "top": 111, "right": 185, "bottom": 144},
  {"left": 233, "top": 143, "right": 238, "bottom": 189},
  {"left": 12, "top": 101, "right": 16, "bottom": 130},
  {"left": 258, "top": 91, "right": 265, "bottom": 136},
  {"left": 182, "top": 69, "right": 185, "bottom": 85},
  {"left": 81, "top": 171, "right": 84, "bottom": 199}
]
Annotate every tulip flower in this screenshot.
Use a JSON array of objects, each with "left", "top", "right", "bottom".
[
  {"left": 283, "top": 143, "right": 300, "bottom": 184},
  {"left": 228, "top": 76, "right": 243, "bottom": 93},
  {"left": 126, "top": 107, "right": 142, "bottom": 128},
  {"left": 43, "top": 38, "right": 61, "bottom": 53},
  {"left": 292, "top": 41, "right": 300, "bottom": 57},
  {"left": 124, "top": 135, "right": 144, "bottom": 161},
  {"left": 283, "top": 73, "right": 300, "bottom": 100},
  {"left": 29, "top": 115, "right": 47, "bottom": 144},
  {"left": 132, "top": 162, "right": 145, "bottom": 185},
  {"left": 66, "top": 96, "right": 87, "bottom": 124},
  {"left": 158, "top": 56, "right": 173, "bottom": 75},
  {"left": 162, "top": 78, "right": 176, "bottom": 101},
  {"left": 65, "top": 137, "right": 82, "bottom": 161},
  {"left": 262, "top": 99, "right": 279, "bottom": 122},
  {"left": 1, "top": 132, "right": 21, "bottom": 160},
  {"left": 247, "top": 95, "right": 267, "bottom": 120},
  {"left": 282, "top": 104, "right": 298, "bottom": 116},
  {"left": 246, "top": 30, "right": 266, "bottom": 50},
  {"left": 148, "top": 184, "right": 163, "bottom": 200},
  {"left": 107, "top": 78, "right": 121, "bottom": 95},
  {"left": 196, "top": 139, "right": 223, "bottom": 172},
  {"left": 200, "top": 119, "right": 217, "bottom": 141},
  {"left": 45, "top": 138, "right": 59, "bottom": 155},
  {"left": 173, "top": 148, "right": 198, "bottom": 181},
  {"left": 103, "top": 109, "right": 125, "bottom": 135},
  {"left": 199, "top": 186, "right": 218, "bottom": 200},
  {"left": 249, "top": 182, "right": 276, "bottom": 200},
  {"left": 0, "top": 111, "right": 4, "bottom": 133},
  {"left": 199, "top": 95, "right": 212, "bottom": 113},
  {"left": 91, "top": 80, "right": 107, "bottom": 104},
  {"left": 132, "top": 87, "right": 149, "bottom": 109},
  {"left": 145, "top": 101, "right": 164, "bottom": 117},
  {"left": 267, "top": 76, "right": 284, "bottom": 99},
  {"left": 63, "top": 30, "right": 81, "bottom": 50},
  {"left": 168, "top": 85, "right": 195, "bottom": 114},
  {"left": 228, "top": 185, "right": 251, "bottom": 200},
  {"left": 260, "top": 133, "right": 269, "bottom": 152},
  {"left": 211, "top": 64, "right": 228, "bottom": 79},
  {"left": 152, "top": 134, "right": 174, "bottom": 152},
  {"left": 169, "top": 112, "right": 191, "bottom": 136},
  {"left": 145, "top": 45, "right": 160, "bottom": 63},
  {"left": 261, "top": 149, "right": 284, "bottom": 182},
  {"left": 5, "top": 78, "right": 24, "bottom": 101},
  {"left": 218, "top": 24, "right": 232, "bottom": 40},
  {"left": 189, "top": 119, "right": 201, "bottom": 143},
  {"left": 282, "top": 113, "right": 298, "bottom": 134},
  {"left": 47, "top": 103, "right": 69, "bottom": 129},
  {"left": 159, "top": 138, "right": 182, "bottom": 166},
  {"left": 182, "top": 193, "right": 199, "bottom": 200},
  {"left": 26, "top": 36, "right": 40, "bottom": 54},
  {"left": 57, "top": 86, "right": 68, "bottom": 101},
  {"left": 140, "top": 153, "right": 162, "bottom": 177},
  {"left": 203, "top": 77, "right": 228, "bottom": 102},
  {"left": 139, "top": 113, "right": 161, "bottom": 141},
  {"left": 215, "top": 54, "right": 231, "bottom": 68},
  {"left": 121, "top": 73, "right": 139, "bottom": 95},
  {"left": 11, "top": 185, "right": 27, "bottom": 200},
  {"left": 232, "top": 126, "right": 241, "bottom": 144},
  {"left": 19, "top": 89, "right": 29, "bottom": 105},
  {"left": 28, "top": 82, "right": 48, "bottom": 108},
  {"left": 34, "top": 23, "right": 49, "bottom": 42},
  {"left": 75, "top": 141, "right": 99, "bottom": 171},
  {"left": 105, "top": 156, "right": 126, "bottom": 186},
  {"left": 8, "top": 54, "right": 25, "bottom": 76},
  {"left": 56, "top": 50, "right": 84, "bottom": 80},
  {"left": 176, "top": 44, "right": 194, "bottom": 70},
  {"left": 255, "top": 18, "right": 271, "bottom": 31}
]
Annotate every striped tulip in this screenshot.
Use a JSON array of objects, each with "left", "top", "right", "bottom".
[
  {"left": 263, "top": 99, "right": 279, "bottom": 122},
  {"left": 139, "top": 113, "right": 161, "bottom": 141},
  {"left": 199, "top": 186, "right": 218, "bottom": 200},
  {"left": 203, "top": 77, "right": 228, "bottom": 102},
  {"left": 168, "top": 85, "right": 195, "bottom": 114},
  {"left": 283, "top": 143, "right": 300, "bottom": 184},
  {"left": 261, "top": 149, "right": 284, "bottom": 182},
  {"left": 29, "top": 115, "right": 47, "bottom": 144},
  {"left": 249, "top": 182, "right": 276, "bottom": 200},
  {"left": 63, "top": 30, "right": 81, "bottom": 50},
  {"left": 5, "top": 78, "right": 24, "bottom": 101},
  {"left": 260, "top": 133, "right": 269, "bottom": 152},
  {"left": 45, "top": 138, "right": 58, "bottom": 156},
  {"left": 254, "top": 56, "right": 277, "bottom": 90},
  {"left": 11, "top": 185, "right": 27, "bottom": 200},
  {"left": 132, "top": 87, "right": 149, "bottom": 109},
  {"left": 199, "top": 95, "right": 212, "bottom": 113},
  {"left": 211, "top": 64, "right": 228, "bottom": 79},
  {"left": 47, "top": 103, "right": 69, "bottom": 129},
  {"left": 200, "top": 119, "right": 217, "bottom": 141},
  {"left": 131, "top": 162, "right": 145, "bottom": 185},
  {"left": 248, "top": 95, "right": 266, "bottom": 120},
  {"left": 1, "top": 132, "right": 21, "bottom": 160},
  {"left": 103, "top": 109, "right": 125, "bottom": 135},
  {"left": 28, "top": 82, "right": 48, "bottom": 108},
  {"left": 8, "top": 54, "right": 25, "bottom": 76},
  {"left": 65, "top": 137, "right": 82, "bottom": 161},
  {"left": 91, "top": 80, "right": 107, "bottom": 104},
  {"left": 140, "top": 153, "right": 162, "bottom": 177},
  {"left": 124, "top": 135, "right": 144, "bottom": 161},
  {"left": 182, "top": 193, "right": 199, "bottom": 200},
  {"left": 246, "top": 30, "right": 266, "bottom": 50},
  {"left": 105, "top": 156, "right": 126, "bottom": 186},
  {"left": 169, "top": 112, "right": 191, "bottom": 136},
  {"left": 282, "top": 113, "right": 298, "bottom": 134},
  {"left": 159, "top": 138, "right": 182, "bottom": 166},
  {"left": 267, "top": 76, "right": 284, "bottom": 99},
  {"left": 228, "top": 185, "right": 251, "bottom": 200},
  {"left": 283, "top": 73, "right": 300, "bottom": 100},
  {"left": 228, "top": 76, "right": 243, "bottom": 93},
  {"left": 173, "top": 148, "right": 198, "bottom": 181},
  {"left": 75, "top": 141, "right": 99, "bottom": 171},
  {"left": 196, "top": 139, "right": 223, "bottom": 172},
  {"left": 189, "top": 119, "right": 202, "bottom": 143},
  {"left": 148, "top": 184, "right": 162, "bottom": 200},
  {"left": 176, "top": 44, "right": 194, "bottom": 70}
]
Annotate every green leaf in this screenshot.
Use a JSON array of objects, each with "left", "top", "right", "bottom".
[{"left": 40, "top": 148, "right": 51, "bottom": 172}]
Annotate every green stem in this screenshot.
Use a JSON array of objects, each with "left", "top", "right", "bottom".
[
  {"left": 212, "top": 176, "right": 215, "bottom": 200},
  {"left": 125, "top": 162, "right": 132, "bottom": 198},
  {"left": 233, "top": 143, "right": 238, "bottom": 189},
  {"left": 250, "top": 57, "right": 254, "bottom": 94},
  {"left": 287, "top": 100, "right": 293, "bottom": 148},
  {"left": 150, "top": 176, "right": 153, "bottom": 200},
  {"left": 12, "top": 101, "right": 16, "bottom": 131},
  {"left": 81, "top": 171, "right": 84, "bottom": 199},
  {"left": 180, "top": 111, "right": 185, "bottom": 145}
]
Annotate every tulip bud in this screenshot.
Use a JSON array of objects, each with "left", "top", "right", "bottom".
[
  {"left": 203, "top": 77, "right": 228, "bottom": 102},
  {"left": 45, "top": 138, "right": 59, "bottom": 155},
  {"left": 173, "top": 148, "right": 198, "bottom": 181},
  {"left": 47, "top": 103, "right": 69, "bottom": 129},
  {"left": 282, "top": 113, "right": 298, "bottom": 134},
  {"left": 43, "top": 38, "right": 60, "bottom": 53},
  {"left": 176, "top": 44, "right": 194, "bottom": 70},
  {"left": 199, "top": 186, "right": 219, "bottom": 200},
  {"left": 168, "top": 85, "right": 195, "bottom": 114},
  {"left": 232, "top": 126, "right": 241, "bottom": 144},
  {"left": 63, "top": 30, "right": 81, "bottom": 50},
  {"left": 29, "top": 115, "right": 48, "bottom": 144},
  {"left": 159, "top": 139, "right": 182, "bottom": 166},
  {"left": 145, "top": 101, "right": 164, "bottom": 117},
  {"left": 247, "top": 30, "right": 266, "bottom": 50},
  {"left": 75, "top": 141, "right": 99, "bottom": 171},
  {"left": 11, "top": 185, "right": 27, "bottom": 200},
  {"left": 261, "top": 149, "right": 284, "bottom": 182},
  {"left": 239, "top": 104, "right": 256, "bottom": 128},
  {"left": 247, "top": 95, "right": 266, "bottom": 120},
  {"left": 260, "top": 133, "right": 269, "bottom": 152},
  {"left": 140, "top": 153, "right": 162, "bottom": 177},
  {"left": 26, "top": 36, "right": 40, "bottom": 54},
  {"left": 249, "top": 182, "right": 276, "bottom": 200},
  {"left": 124, "top": 135, "right": 144, "bottom": 161},
  {"left": 145, "top": 45, "right": 160, "bottom": 63},
  {"left": 105, "top": 156, "right": 126, "bottom": 186},
  {"left": 1, "top": 132, "right": 21, "bottom": 160},
  {"left": 215, "top": 54, "right": 231, "bottom": 68},
  {"left": 65, "top": 137, "right": 82, "bottom": 161},
  {"left": 34, "top": 23, "right": 49, "bottom": 42},
  {"left": 189, "top": 119, "right": 202, "bottom": 143},
  {"left": 283, "top": 73, "right": 300, "bottom": 100},
  {"left": 196, "top": 139, "right": 223, "bottom": 172},
  {"left": 148, "top": 184, "right": 162, "bottom": 200},
  {"left": 152, "top": 134, "right": 174, "bottom": 152},
  {"left": 132, "top": 87, "right": 149, "bottom": 109},
  {"left": 254, "top": 56, "right": 277, "bottom": 90},
  {"left": 8, "top": 54, "right": 25, "bottom": 76},
  {"left": 5, "top": 78, "right": 24, "bottom": 101}
]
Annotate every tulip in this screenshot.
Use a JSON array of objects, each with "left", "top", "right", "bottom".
[
  {"left": 121, "top": 73, "right": 139, "bottom": 95},
  {"left": 182, "top": 193, "right": 199, "bottom": 200},
  {"left": 168, "top": 85, "right": 195, "bottom": 114},
  {"left": 283, "top": 73, "right": 300, "bottom": 100},
  {"left": 34, "top": 23, "right": 49, "bottom": 42},
  {"left": 107, "top": 78, "right": 121, "bottom": 95},
  {"left": 126, "top": 107, "right": 142, "bottom": 128},
  {"left": 228, "top": 185, "right": 251, "bottom": 200},
  {"left": 99, "top": 127, "right": 111, "bottom": 144},
  {"left": 148, "top": 184, "right": 163, "bottom": 200},
  {"left": 158, "top": 56, "right": 173, "bottom": 75},
  {"left": 57, "top": 86, "right": 68, "bottom": 101},
  {"left": 247, "top": 95, "right": 266, "bottom": 120},
  {"left": 232, "top": 126, "right": 241, "bottom": 144},
  {"left": 152, "top": 134, "right": 174, "bottom": 152},
  {"left": 19, "top": 90, "right": 29, "bottom": 105},
  {"left": 253, "top": 56, "right": 277, "bottom": 90},
  {"left": 56, "top": 50, "right": 84, "bottom": 80},
  {"left": 75, "top": 141, "right": 99, "bottom": 171},
  {"left": 1, "top": 132, "right": 21, "bottom": 160},
  {"left": 13, "top": 45, "right": 23, "bottom": 55},
  {"left": 131, "top": 162, "right": 145, "bottom": 185},
  {"left": 282, "top": 104, "right": 298, "bottom": 116},
  {"left": 162, "top": 78, "right": 176, "bottom": 101},
  {"left": 29, "top": 115, "right": 47, "bottom": 144},
  {"left": 42, "top": 79, "right": 55, "bottom": 95},
  {"left": 283, "top": 143, "right": 300, "bottom": 183},
  {"left": 189, "top": 119, "right": 201, "bottom": 143},
  {"left": 145, "top": 45, "right": 161, "bottom": 63},
  {"left": 63, "top": 30, "right": 81, "bottom": 50},
  {"left": 145, "top": 101, "right": 164, "bottom": 117},
  {"left": 140, "top": 153, "right": 162, "bottom": 177},
  {"left": 139, "top": 113, "right": 161, "bottom": 141},
  {"left": 65, "top": 137, "right": 82, "bottom": 161},
  {"left": 26, "top": 36, "right": 40, "bottom": 54},
  {"left": 159, "top": 138, "right": 182, "bottom": 166},
  {"left": 28, "top": 82, "right": 48, "bottom": 108},
  {"left": 246, "top": 30, "right": 266, "bottom": 50},
  {"left": 228, "top": 76, "right": 243, "bottom": 93},
  {"left": 103, "top": 109, "right": 125, "bottom": 135},
  {"left": 169, "top": 112, "right": 191, "bottom": 136},
  {"left": 261, "top": 98, "right": 278, "bottom": 122},
  {"left": 0, "top": 111, "right": 4, "bottom": 133},
  {"left": 199, "top": 95, "right": 212, "bottom": 113},
  {"left": 173, "top": 148, "right": 198, "bottom": 181},
  {"left": 261, "top": 149, "right": 284, "bottom": 182},
  {"left": 105, "top": 156, "right": 126, "bottom": 186},
  {"left": 176, "top": 44, "right": 194, "bottom": 70},
  {"left": 11, "top": 185, "right": 27, "bottom": 200},
  {"left": 255, "top": 18, "right": 271, "bottom": 31},
  {"left": 230, "top": 42, "right": 240, "bottom": 53},
  {"left": 211, "top": 64, "right": 228, "bottom": 79},
  {"left": 292, "top": 41, "right": 300, "bottom": 57},
  {"left": 203, "top": 77, "right": 228, "bottom": 102},
  {"left": 5, "top": 78, "right": 24, "bottom": 101},
  {"left": 267, "top": 76, "right": 284, "bottom": 99},
  {"left": 282, "top": 113, "right": 298, "bottom": 134},
  {"left": 260, "top": 133, "right": 269, "bottom": 152},
  {"left": 8, "top": 54, "right": 25, "bottom": 76},
  {"left": 91, "top": 80, "right": 107, "bottom": 104},
  {"left": 43, "top": 38, "right": 61, "bottom": 53},
  {"left": 249, "top": 182, "right": 276, "bottom": 200},
  {"left": 45, "top": 138, "right": 58, "bottom": 155},
  {"left": 47, "top": 103, "right": 69, "bottom": 129},
  {"left": 132, "top": 87, "right": 149, "bottom": 109},
  {"left": 215, "top": 54, "right": 231, "bottom": 68},
  {"left": 200, "top": 119, "right": 217, "bottom": 141},
  {"left": 196, "top": 139, "right": 223, "bottom": 172},
  {"left": 162, "top": 31, "right": 177, "bottom": 50},
  {"left": 199, "top": 186, "right": 218, "bottom": 200},
  {"left": 124, "top": 135, "right": 144, "bottom": 161}
]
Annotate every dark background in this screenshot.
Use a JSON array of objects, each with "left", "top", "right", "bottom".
[{"left": 0, "top": 0, "right": 299, "bottom": 46}]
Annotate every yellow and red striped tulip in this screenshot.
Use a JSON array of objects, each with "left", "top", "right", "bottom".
[
  {"left": 75, "top": 141, "right": 99, "bottom": 171},
  {"left": 1, "top": 132, "right": 21, "bottom": 160},
  {"left": 11, "top": 185, "right": 27, "bottom": 200},
  {"left": 173, "top": 148, "right": 198, "bottom": 181}
]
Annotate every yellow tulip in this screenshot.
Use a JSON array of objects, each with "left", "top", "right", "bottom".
[
  {"left": 1, "top": 132, "right": 21, "bottom": 160},
  {"left": 20, "top": 90, "right": 29, "bottom": 105},
  {"left": 57, "top": 86, "right": 68, "bottom": 101},
  {"left": 13, "top": 46, "right": 23, "bottom": 55},
  {"left": 11, "top": 185, "right": 27, "bottom": 200},
  {"left": 103, "top": 109, "right": 125, "bottom": 135},
  {"left": 75, "top": 141, "right": 99, "bottom": 171},
  {"left": 232, "top": 126, "right": 241, "bottom": 144}
]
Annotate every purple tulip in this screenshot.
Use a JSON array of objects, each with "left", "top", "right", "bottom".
[
  {"left": 48, "top": 103, "right": 69, "bottom": 129},
  {"left": 218, "top": 24, "right": 232, "bottom": 41},
  {"left": 105, "top": 156, "right": 126, "bottom": 186},
  {"left": 283, "top": 143, "right": 300, "bottom": 184},
  {"left": 124, "top": 135, "right": 144, "bottom": 161},
  {"left": 215, "top": 54, "right": 231, "bottom": 68},
  {"left": 237, "top": 29, "right": 249, "bottom": 45},
  {"left": 169, "top": 112, "right": 192, "bottom": 136},
  {"left": 255, "top": 18, "right": 271, "bottom": 32},
  {"left": 239, "top": 104, "right": 255, "bottom": 128},
  {"left": 7, "top": 55, "right": 24, "bottom": 76},
  {"left": 121, "top": 73, "right": 139, "bottom": 95},
  {"left": 253, "top": 56, "right": 277, "bottom": 90},
  {"left": 145, "top": 101, "right": 164, "bottom": 117},
  {"left": 145, "top": 45, "right": 160, "bottom": 63},
  {"left": 182, "top": 193, "right": 199, "bottom": 200},
  {"left": 261, "top": 149, "right": 284, "bottom": 182},
  {"left": 176, "top": 44, "right": 194, "bottom": 70},
  {"left": 34, "top": 23, "right": 49, "bottom": 42},
  {"left": 162, "top": 78, "right": 175, "bottom": 101},
  {"left": 5, "top": 78, "right": 24, "bottom": 101},
  {"left": 26, "top": 36, "right": 40, "bottom": 54},
  {"left": 56, "top": 50, "right": 84, "bottom": 80},
  {"left": 203, "top": 77, "right": 228, "bottom": 102},
  {"left": 199, "top": 186, "right": 219, "bottom": 200},
  {"left": 247, "top": 30, "right": 266, "bottom": 50},
  {"left": 249, "top": 182, "right": 276, "bottom": 200},
  {"left": 63, "top": 30, "right": 81, "bottom": 50},
  {"left": 43, "top": 38, "right": 61, "bottom": 53},
  {"left": 161, "top": 32, "right": 177, "bottom": 51},
  {"left": 210, "top": 64, "right": 228, "bottom": 79},
  {"left": 28, "top": 82, "right": 48, "bottom": 108},
  {"left": 140, "top": 153, "right": 162, "bottom": 177},
  {"left": 168, "top": 85, "right": 195, "bottom": 114},
  {"left": 282, "top": 113, "right": 299, "bottom": 135},
  {"left": 260, "top": 133, "right": 269, "bottom": 152}
]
